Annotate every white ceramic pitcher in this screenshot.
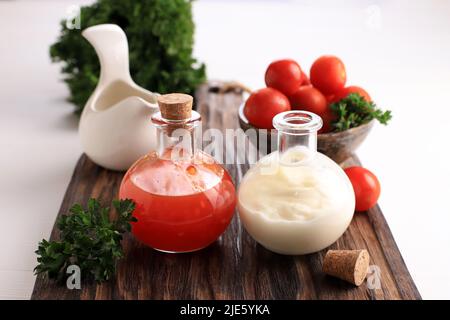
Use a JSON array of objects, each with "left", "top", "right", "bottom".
[{"left": 79, "top": 24, "right": 159, "bottom": 171}]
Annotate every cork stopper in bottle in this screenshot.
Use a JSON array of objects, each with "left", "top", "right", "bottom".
[
  {"left": 157, "top": 93, "right": 193, "bottom": 121},
  {"left": 322, "top": 249, "right": 370, "bottom": 286}
]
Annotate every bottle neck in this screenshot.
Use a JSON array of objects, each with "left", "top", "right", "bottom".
[
  {"left": 277, "top": 130, "right": 318, "bottom": 154},
  {"left": 152, "top": 111, "right": 202, "bottom": 161},
  {"left": 273, "top": 111, "right": 323, "bottom": 161}
]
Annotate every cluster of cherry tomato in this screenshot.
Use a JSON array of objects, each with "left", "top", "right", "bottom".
[
  {"left": 244, "top": 56, "right": 381, "bottom": 211},
  {"left": 244, "top": 56, "right": 371, "bottom": 133}
]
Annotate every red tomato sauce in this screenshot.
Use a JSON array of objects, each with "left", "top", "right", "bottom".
[{"left": 119, "top": 152, "right": 236, "bottom": 252}]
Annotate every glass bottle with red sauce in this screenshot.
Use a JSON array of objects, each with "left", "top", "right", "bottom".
[{"left": 119, "top": 93, "right": 236, "bottom": 253}]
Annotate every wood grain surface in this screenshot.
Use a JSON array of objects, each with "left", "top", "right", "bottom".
[{"left": 31, "top": 83, "right": 420, "bottom": 300}]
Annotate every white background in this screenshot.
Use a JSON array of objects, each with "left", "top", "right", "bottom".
[{"left": 1, "top": 0, "right": 449, "bottom": 299}]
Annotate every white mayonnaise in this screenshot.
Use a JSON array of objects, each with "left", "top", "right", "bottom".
[{"left": 238, "top": 147, "right": 355, "bottom": 255}]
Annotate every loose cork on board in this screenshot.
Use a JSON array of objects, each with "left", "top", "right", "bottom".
[
  {"left": 157, "top": 93, "right": 193, "bottom": 121},
  {"left": 322, "top": 249, "right": 370, "bottom": 286}
]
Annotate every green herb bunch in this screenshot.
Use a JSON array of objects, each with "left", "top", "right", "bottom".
[
  {"left": 35, "top": 199, "right": 137, "bottom": 282},
  {"left": 50, "top": 0, "right": 206, "bottom": 114},
  {"left": 330, "top": 93, "right": 392, "bottom": 131}
]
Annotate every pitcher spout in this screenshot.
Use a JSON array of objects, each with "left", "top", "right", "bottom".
[{"left": 82, "top": 24, "right": 132, "bottom": 86}]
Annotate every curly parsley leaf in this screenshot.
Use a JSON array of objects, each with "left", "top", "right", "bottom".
[
  {"left": 330, "top": 93, "right": 392, "bottom": 132},
  {"left": 50, "top": 0, "right": 206, "bottom": 114},
  {"left": 35, "top": 198, "right": 137, "bottom": 282}
]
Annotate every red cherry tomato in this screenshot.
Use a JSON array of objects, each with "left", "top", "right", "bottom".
[
  {"left": 301, "top": 70, "right": 311, "bottom": 86},
  {"left": 326, "top": 94, "right": 335, "bottom": 103},
  {"left": 265, "top": 59, "right": 303, "bottom": 96},
  {"left": 289, "top": 86, "right": 327, "bottom": 115},
  {"left": 244, "top": 88, "right": 291, "bottom": 129},
  {"left": 344, "top": 166, "right": 381, "bottom": 212},
  {"left": 318, "top": 107, "right": 335, "bottom": 134},
  {"left": 331, "top": 86, "right": 371, "bottom": 103},
  {"left": 310, "top": 55, "right": 346, "bottom": 95}
]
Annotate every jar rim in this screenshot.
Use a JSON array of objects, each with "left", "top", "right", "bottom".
[{"left": 273, "top": 110, "right": 323, "bottom": 134}]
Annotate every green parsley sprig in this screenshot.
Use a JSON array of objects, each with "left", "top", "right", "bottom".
[
  {"left": 35, "top": 198, "right": 137, "bottom": 282},
  {"left": 330, "top": 93, "right": 392, "bottom": 132},
  {"left": 50, "top": 0, "right": 206, "bottom": 114}
]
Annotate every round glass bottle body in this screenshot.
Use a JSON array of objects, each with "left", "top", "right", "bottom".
[
  {"left": 238, "top": 111, "right": 355, "bottom": 255},
  {"left": 119, "top": 111, "right": 236, "bottom": 253}
]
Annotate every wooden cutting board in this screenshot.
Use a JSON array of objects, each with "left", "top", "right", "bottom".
[{"left": 32, "top": 83, "right": 420, "bottom": 300}]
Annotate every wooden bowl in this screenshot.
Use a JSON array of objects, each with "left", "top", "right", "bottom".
[{"left": 238, "top": 103, "right": 374, "bottom": 164}]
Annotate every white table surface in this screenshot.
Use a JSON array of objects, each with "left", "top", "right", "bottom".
[{"left": 1, "top": 0, "right": 449, "bottom": 300}]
